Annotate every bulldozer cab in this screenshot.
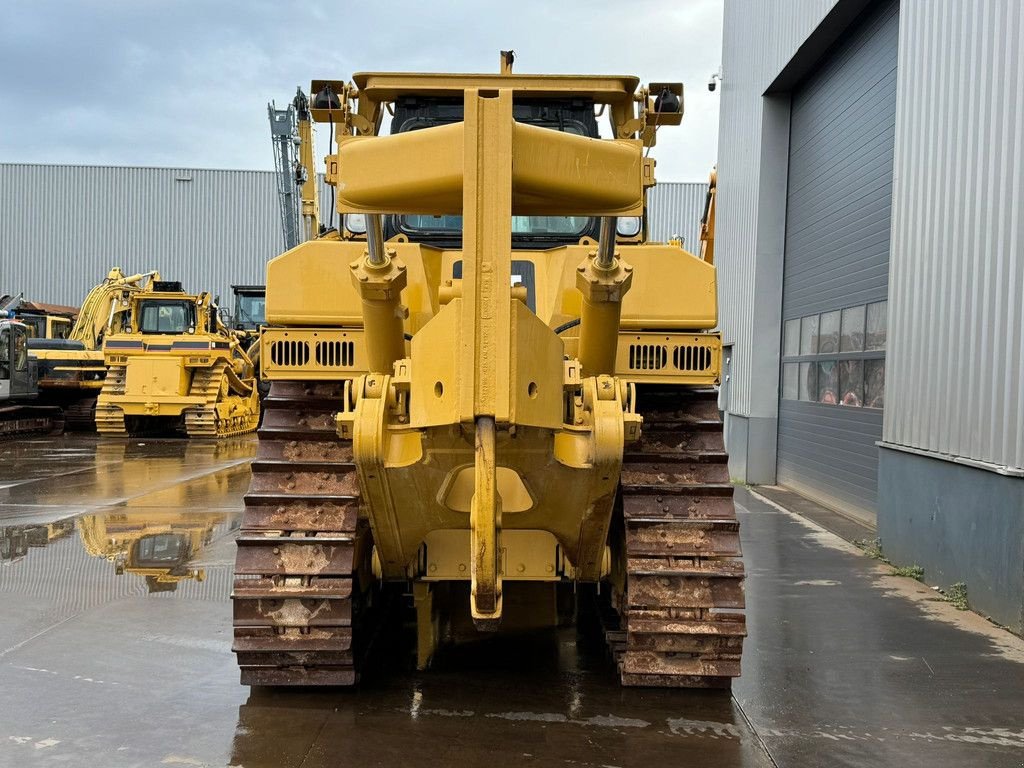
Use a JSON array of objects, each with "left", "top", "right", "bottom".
[
  {"left": 128, "top": 282, "right": 207, "bottom": 335},
  {"left": 136, "top": 298, "right": 197, "bottom": 334},
  {"left": 362, "top": 95, "right": 604, "bottom": 248},
  {"left": 230, "top": 285, "right": 266, "bottom": 333}
]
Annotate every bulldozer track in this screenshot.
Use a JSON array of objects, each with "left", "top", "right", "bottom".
[
  {"left": 233, "top": 381, "right": 370, "bottom": 686},
  {"left": 607, "top": 386, "right": 746, "bottom": 688},
  {"left": 184, "top": 363, "right": 260, "bottom": 438},
  {"left": 63, "top": 396, "right": 97, "bottom": 431},
  {"left": 95, "top": 368, "right": 127, "bottom": 435}
]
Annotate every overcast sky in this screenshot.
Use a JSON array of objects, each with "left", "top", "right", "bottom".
[{"left": 0, "top": 0, "right": 723, "bottom": 182}]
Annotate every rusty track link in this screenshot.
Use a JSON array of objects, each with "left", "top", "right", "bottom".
[
  {"left": 613, "top": 386, "right": 746, "bottom": 688},
  {"left": 95, "top": 367, "right": 127, "bottom": 435},
  {"left": 233, "top": 380, "right": 367, "bottom": 686}
]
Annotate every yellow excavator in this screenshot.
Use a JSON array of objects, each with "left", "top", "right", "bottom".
[
  {"left": 28, "top": 269, "right": 161, "bottom": 430},
  {"left": 95, "top": 280, "right": 260, "bottom": 437},
  {"left": 234, "top": 55, "right": 744, "bottom": 689}
]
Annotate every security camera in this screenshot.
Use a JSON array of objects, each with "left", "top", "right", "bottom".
[{"left": 708, "top": 69, "right": 722, "bottom": 92}]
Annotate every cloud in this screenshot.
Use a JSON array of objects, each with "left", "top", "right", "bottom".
[{"left": 0, "top": 0, "right": 723, "bottom": 180}]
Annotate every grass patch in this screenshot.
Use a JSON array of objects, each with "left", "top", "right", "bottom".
[
  {"left": 946, "top": 582, "right": 969, "bottom": 611},
  {"left": 892, "top": 564, "right": 925, "bottom": 581},
  {"left": 854, "top": 537, "right": 887, "bottom": 561}
]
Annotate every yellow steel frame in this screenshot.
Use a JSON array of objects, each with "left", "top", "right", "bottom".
[
  {"left": 262, "top": 65, "right": 717, "bottom": 635},
  {"left": 260, "top": 327, "right": 368, "bottom": 380},
  {"left": 613, "top": 331, "right": 722, "bottom": 385}
]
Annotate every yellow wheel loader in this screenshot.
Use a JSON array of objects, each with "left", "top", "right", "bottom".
[
  {"left": 234, "top": 57, "right": 745, "bottom": 688},
  {"left": 96, "top": 281, "right": 260, "bottom": 438}
]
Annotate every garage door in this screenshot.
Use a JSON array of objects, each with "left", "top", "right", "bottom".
[{"left": 777, "top": 0, "right": 898, "bottom": 523}]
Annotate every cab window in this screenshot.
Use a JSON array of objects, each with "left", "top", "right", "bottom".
[
  {"left": 13, "top": 326, "right": 27, "bottom": 371},
  {"left": 0, "top": 328, "right": 9, "bottom": 379},
  {"left": 138, "top": 301, "right": 195, "bottom": 334}
]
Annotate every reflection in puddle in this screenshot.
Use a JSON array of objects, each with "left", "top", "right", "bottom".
[
  {"left": 79, "top": 509, "right": 240, "bottom": 592},
  {"left": 1, "top": 516, "right": 76, "bottom": 565},
  {"left": 0, "top": 436, "right": 250, "bottom": 604}
]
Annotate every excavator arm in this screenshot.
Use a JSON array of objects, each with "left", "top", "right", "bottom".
[{"left": 69, "top": 268, "right": 161, "bottom": 349}]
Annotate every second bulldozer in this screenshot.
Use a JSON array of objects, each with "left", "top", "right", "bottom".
[
  {"left": 97, "top": 281, "right": 260, "bottom": 437},
  {"left": 234, "top": 58, "right": 745, "bottom": 689}
]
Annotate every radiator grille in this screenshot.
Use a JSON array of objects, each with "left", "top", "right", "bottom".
[
  {"left": 315, "top": 340, "right": 355, "bottom": 368},
  {"left": 628, "top": 344, "right": 668, "bottom": 370},
  {"left": 672, "top": 344, "right": 713, "bottom": 371},
  {"left": 269, "top": 339, "right": 310, "bottom": 367}
]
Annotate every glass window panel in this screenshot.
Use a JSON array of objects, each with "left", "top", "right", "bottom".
[
  {"left": 783, "top": 319, "right": 800, "bottom": 357},
  {"left": 865, "top": 359, "right": 885, "bottom": 409},
  {"left": 782, "top": 363, "right": 798, "bottom": 400},
  {"left": 840, "top": 305, "right": 865, "bottom": 352},
  {"left": 817, "top": 361, "right": 838, "bottom": 404},
  {"left": 818, "top": 310, "right": 840, "bottom": 354},
  {"left": 866, "top": 301, "right": 887, "bottom": 351},
  {"left": 838, "top": 360, "right": 864, "bottom": 407},
  {"left": 0, "top": 328, "right": 8, "bottom": 379},
  {"left": 800, "top": 315, "right": 819, "bottom": 356},
  {"left": 798, "top": 362, "right": 816, "bottom": 401}
]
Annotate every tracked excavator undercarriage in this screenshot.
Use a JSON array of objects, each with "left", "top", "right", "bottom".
[{"left": 233, "top": 60, "right": 744, "bottom": 688}]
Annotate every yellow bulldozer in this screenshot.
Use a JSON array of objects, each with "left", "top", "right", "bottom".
[
  {"left": 96, "top": 280, "right": 260, "bottom": 437},
  {"left": 79, "top": 510, "right": 231, "bottom": 592},
  {"left": 233, "top": 56, "right": 744, "bottom": 689}
]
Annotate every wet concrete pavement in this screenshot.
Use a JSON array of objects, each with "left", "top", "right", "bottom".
[{"left": 1, "top": 436, "right": 1022, "bottom": 767}]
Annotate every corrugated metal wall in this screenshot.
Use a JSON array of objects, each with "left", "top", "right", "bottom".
[
  {"left": 0, "top": 164, "right": 704, "bottom": 312},
  {"left": 884, "top": 0, "right": 1024, "bottom": 473},
  {"left": 777, "top": 0, "right": 898, "bottom": 520},
  {"left": 717, "top": 0, "right": 842, "bottom": 418},
  {"left": 0, "top": 164, "right": 281, "bottom": 310},
  {"left": 647, "top": 183, "right": 707, "bottom": 250}
]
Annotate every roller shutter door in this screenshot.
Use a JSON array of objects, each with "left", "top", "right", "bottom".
[{"left": 777, "top": 0, "right": 898, "bottom": 524}]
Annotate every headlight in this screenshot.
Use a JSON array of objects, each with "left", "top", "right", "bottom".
[
  {"left": 345, "top": 213, "right": 367, "bottom": 235},
  {"left": 616, "top": 217, "right": 641, "bottom": 237}
]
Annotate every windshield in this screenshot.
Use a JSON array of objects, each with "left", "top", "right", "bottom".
[
  {"left": 20, "top": 316, "right": 45, "bottom": 338},
  {"left": 132, "top": 533, "right": 188, "bottom": 566},
  {"left": 236, "top": 294, "right": 266, "bottom": 325},
  {"left": 138, "top": 300, "right": 195, "bottom": 334},
  {"left": 394, "top": 104, "right": 597, "bottom": 241}
]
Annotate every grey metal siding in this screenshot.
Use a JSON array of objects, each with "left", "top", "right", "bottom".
[
  {"left": 777, "top": 0, "right": 899, "bottom": 519},
  {"left": 717, "top": 0, "right": 842, "bottom": 419},
  {"left": 782, "top": 0, "right": 897, "bottom": 316},
  {"left": 0, "top": 164, "right": 284, "bottom": 309},
  {"left": 884, "top": 0, "right": 1024, "bottom": 473},
  {"left": 646, "top": 182, "right": 707, "bottom": 252}
]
